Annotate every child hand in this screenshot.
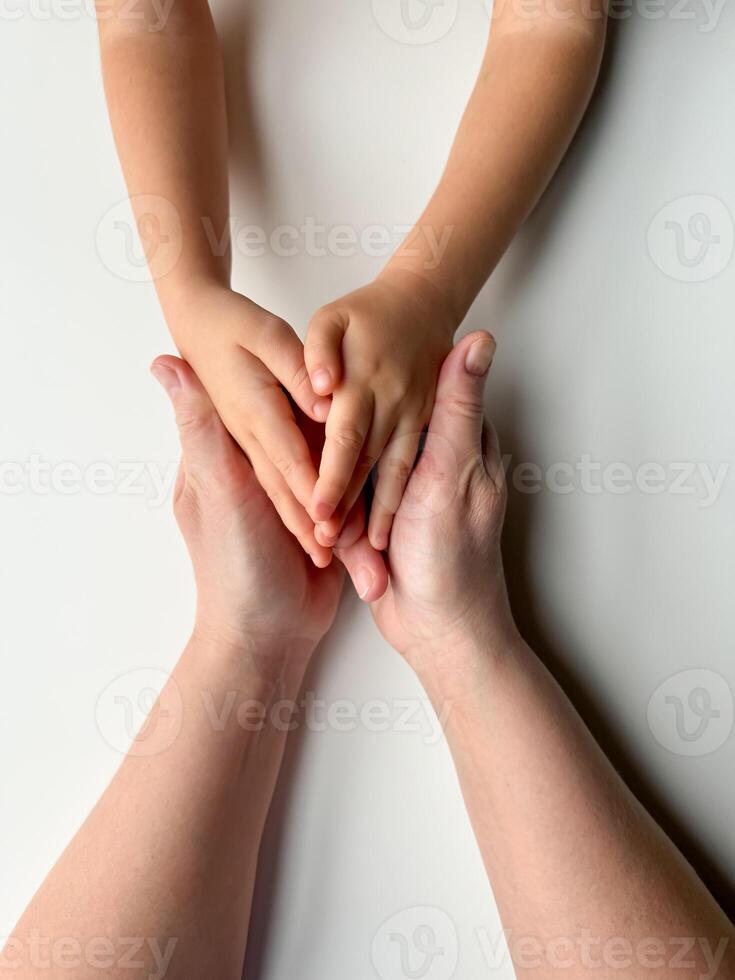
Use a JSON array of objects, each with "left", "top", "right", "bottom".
[
  {"left": 303, "top": 268, "right": 455, "bottom": 550},
  {"left": 171, "top": 286, "right": 333, "bottom": 566}
]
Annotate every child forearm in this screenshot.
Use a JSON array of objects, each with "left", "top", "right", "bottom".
[
  {"left": 385, "top": 1, "right": 608, "bottom": 321},
  {"left": 95, "top": 0, "right": 231, "bottom": 329},
  {"left": 94, "top": 4, "right": 337, "bottom": 558}
]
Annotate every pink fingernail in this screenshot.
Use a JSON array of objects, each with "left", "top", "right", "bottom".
[
  {"left": 151, "top": 363, "right": 181, "bottom": 394},
  {"left": 313, "top": 398, "right": 331, "bottom": 422},
  {"left": 317, "top": 525, "right": 338, "bottom": 545},
  {"left": 312, "top": 368, "right": 331, "bottom": 394},
  {"left": 465, "top": 337, "right": 496, "bottom": 377},
  {"left": 314, "top": 500, "right": 333, "bottom": 522},
  {"left": 354, "top": 567, "right": 374, "bottom": 600}
]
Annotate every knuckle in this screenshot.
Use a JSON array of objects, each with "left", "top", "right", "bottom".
[
  {"left": 174, "top": 402, "right": 207, "bottom": 434},
  {"left": 307, "top": 307, "right": 335, "bottom": 336},
  {"left": 257, "top": 314, "right": 294, "bottom": 355},
  {"left": 263, "top": 313, "right": 291, "bottom": 337},
  {"left": 331, "top": 426, "right": 365, "bottom": 454},
  {"left": 442, "top": 392, "right": 484, "bottom": 422},
  {"left": 380, "top": 372, "right": 411, "bottom": 405},
  {"left": 265, "top": 484, "right": 284, "bottom": 509},
  {"left": 381, "top": 456, "right": 412, "bottom": 486},
  {"left": 289, "top": 361, "right": 310, "bottom": 393},
  {"left": 354, "top": 454, "right": 376, "bottom": 480},
  {"left": 354, "top": 352, "right": 382, "bottom": 378},
  {"left": 273, "top": 455, "right": 305, "bottom": 481}
]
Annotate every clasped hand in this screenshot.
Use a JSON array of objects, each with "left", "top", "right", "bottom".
[{"left": 152, "top": 330, "right": 513, "bottom": 694}]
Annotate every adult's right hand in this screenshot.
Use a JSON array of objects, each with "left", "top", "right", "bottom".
[{"left": 370, "top": 331, "right": 518, "bottom": 699}]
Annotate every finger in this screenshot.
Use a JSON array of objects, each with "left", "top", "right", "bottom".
[
  {"left": 218, "top": 347, "right": 321, "bottom": 511},
  {"left": 315, "top": 403, "right": 398, "bottom": 544},
  {"left": 335, "top": 531, "right": 389, "bottom": 603},
  {"left": 151, "top": 355, "right": 234, "bottom": 466},
  {"left": 304, "top": 307, "right": 346, "bottom": 396},
  {"left": 246, "top": 443, "right": 332, "bottom": 568},
  {"left": 310, "top": 387, "right": 373, "bottom": 523},
  {"left": 250, "top": 402, "right": 320, "bottom": 511},
  {"left": 427, "top": 331, "right": 496, "bottom": 462},
  {"left": 251, "top": 315, "right": 331, "bottom": 422},
  {"left": 368, "top": 421, "right": 423, "bottom": 550},
  {"left": 334, "top": 495, "right": 366, "bottom": 550}
]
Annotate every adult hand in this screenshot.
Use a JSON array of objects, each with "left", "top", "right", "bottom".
[
  {"left": 370, "top": 331, "right": 517, "bottom": 699},
  {"left": 151, "top": 356, "right": 387, "bottom": 676}
]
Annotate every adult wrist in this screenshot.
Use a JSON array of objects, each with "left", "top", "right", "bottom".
[
  {"left": 407, "top": 618, "right": 525, "bottom": 714},
  {"left": 190, "top": 619, "right": 318, "bottom": 699}
]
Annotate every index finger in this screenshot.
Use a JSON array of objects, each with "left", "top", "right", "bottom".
[{"left": 310, "top": 387, "right": 373, "bottom": 522}]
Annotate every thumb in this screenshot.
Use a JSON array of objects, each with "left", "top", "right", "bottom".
[
  {"left": 426, "top": 331, "right": 496, "bottom": 462},
  {"left": 151, "top": 355, "right": 230, "bottom": 465},
  {"left": 304, "top": 306, "right": 345, "bottom": 396}
]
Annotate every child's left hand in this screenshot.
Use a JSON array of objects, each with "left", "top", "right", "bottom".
[{"left": 304, "top": 268, "right": 455, "bottom": 551}]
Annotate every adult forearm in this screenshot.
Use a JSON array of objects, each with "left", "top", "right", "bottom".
[
  {"left": 4, "top": 631, "right": 313, "bottom": 979},
  {"left": 418, "top": 630, "right": 734, "bottom": 978},
  {"left": 385, "top": 6, "right": 607, "bottom": 321},
  {"left": 96, "top": 0, "right": 231, "bottom": 325}
]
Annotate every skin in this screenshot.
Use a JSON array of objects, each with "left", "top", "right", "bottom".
[
  {"left": 371, "top": 332, "right": 735, "bottom": 979},
  {"left": 95, "top": 0, "right": 608, "bottom": 556},
  {"left": 95, "top": 0, "right": 334, "bottom": 564},
  {"left": 307, "top": 0, "right": 610, "bottom": 551},
  {"left": 0, "top": 356, "right": 385, "bottom": 980},
  {"left": 4, "top": 337, "right": 732, "bottom": 979}
]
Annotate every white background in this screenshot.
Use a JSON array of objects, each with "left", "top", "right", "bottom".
[{"left": 1, "top": 0, "right": 734, "bottom": 976}]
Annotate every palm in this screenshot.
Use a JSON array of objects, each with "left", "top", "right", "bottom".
[{"left": 176, "top": 413, "right": 343, "bottom": 646}]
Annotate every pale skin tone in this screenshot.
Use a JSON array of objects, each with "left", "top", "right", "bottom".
[
  {"left": 4, "top": 335, "right": 733, "bottom": 978},
  {"left": 95, "top": 0, "right": 608, "bottom": 556},
  {"left": 1, "top": 355, "right": 385, "bottom": 980},
  {"left": 308, "top": 0, "right": 609, "bottom": 552}
]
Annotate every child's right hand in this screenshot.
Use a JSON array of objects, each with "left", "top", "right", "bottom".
[{"left": 170, "top": 287, "right": 333, "bottom": 566}]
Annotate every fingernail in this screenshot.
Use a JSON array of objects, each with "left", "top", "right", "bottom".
[
  {"left": 317, "top": 524, "right": 338, "bottom": 545},
  {"left": 465, "top": 337, "right": 496, "bottom": 377},
  {"left": 312, "top": 368, "right": 331, "bottom": 394},
  {"left": 314, "top": 500, "right": 333, "bottom": 522},
  {"left": 151, "top": 363, "right": 181, "bottom": 394},
  {"left": 354, "top": 566, "right": 374, "bottom": 600},
  {"left": 313, "top": 397, "right": 331, "bottom": 422},
  {"left": 310, "top": 550, "right": 330, "bottom": 568}
]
